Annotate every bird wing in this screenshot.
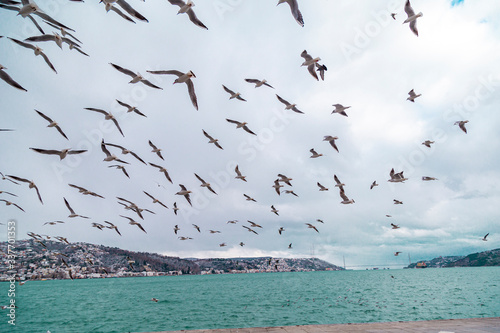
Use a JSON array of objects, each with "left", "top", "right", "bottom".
[
  {"left": 64, "top": 198, "right": 75, "bottom": 214},
  {"left": 288, "top": 0, "right": 304, "bottom": 27},
  {"left": 329, "top": 140, "right": 339, "bottom": 152},
  {"left": 140, "top": 79, "right": 162, "bottom": 90},
  {"left": 339, "top": 189, "right": 349, "bottom": 201},
  {"left": 67, "top": 149, "right": 87, "bottom": 155},
  {"left": 0, "top": 69, "right": 27, "bottom": 91},
  {"left": 404, "top": 0, "right": 415, "bottom": 18},
  {"left": 163, "top": 170, "right": 173, "bottom": 183},
  {"left": 109, "top": 5, "right": 136, "bottom": 23},
  {"left": 214, "top": 141, "right": 223, "bottom": 150},
  {"left": 129, "top": 151, "right": 146, "bottom": 164},
  {"left": 110, "top": 63, "right": 136, "bottom": 78},
  {"left": 334, "top": 174, "right": 341, "bottom": 185},
  {"left": 85, "top": 107, "right": 108, "bottom": 115},
  {"left": 116, "top": 0, "right": 148, "bottom": 22},
  {"left": 194, "top": 173, "right": 205, "bottom": 184},
  {"left": 300, "top": 50, "right": 312, "bottom": 62},
  {"left": 39, "top": 51, "right": 57, "bottom": 73},
  {"left": 242, "top": 125, "right": 256, "bottom": 135},
  {"left": 116, "top": 99, "right": 131, "bottom": 109},
  {"left": 8, "top": 37, "right": 36, "bottom": 50},
  {"left": 185, "top": 79, "right": 198, "bottom": 110},
  {"left": 202, "top": 130, "right": 214, "bottom": 140},
  {"left": 147, "top": 69, "right": 183, "bottom": 77},
  {"left": 409, "top": 20, "right": 418, "bottom": 36},
  {"left": 34, "top": 109, "right": 53, "bottom": 123},
  {"left": 54, "top": 125, "right": 68, "bottom": 140},
  {"left": 245, "top": 79, "right": 260, "bottom": 84},
  {"left": 30, "top": 148, "right": 61, "bottom": 155},
  {"left": 222, "top": 85, "right": 235, "bottom": 95},
  {"left": 226, "top": 118, "right": 240, "bottom": 125},
  {"left": 111, "top": 118, "right": 124, "bottom": 137},
  {"left": 307, "top": 64, "right": 319, "bottom": 81},
  {"left": 276, "top": 94, "right": 290, "bottom": 106},
  {"left": 186, "top": 8, "right": 208, "bottom": 30},
  {"left": 101, "top": 141, "right": 112, "bottom": 157}
]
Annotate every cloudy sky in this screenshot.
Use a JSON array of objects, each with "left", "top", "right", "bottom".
[{"left": 1, "top": 0, "right": 499, "bottom": 269}]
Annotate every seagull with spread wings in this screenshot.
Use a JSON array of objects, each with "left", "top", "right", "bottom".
[
  {"left": 222, "top": 85, "right": 246, "bottom": 101},
  {"left": 323, "top": 136, "right": 339, "bottom": 152},
  {"left": 300, "top": 50, "right": 320, "bottom": 80},
  {"left": 104, "top": 221, "right": 122, "bottom": 236},
  {"left": 100, "top": 140, "right": 129, "bottom": 164},
  {"left": 407, "top": 89, "right": 421, "bottom": 102},
  {"left": 175, "top": 184, "right": 192, "bottom": 206},
  {"left": 8, "top": 37, "right": 57, "bottom": 73},
  {"left": 143, "top": 191, "right": 169, "bottom": 209},
  {"left": 339, "top": 188, "right": 355, "bottom": 204},
  {"left": 202, "top": 130, "right": 223, "bottom": 150},
  {"left": 0, "top": 199, "right": 25, "bottom": 212},
  {"left": 226, "top": 119, "right": 256, "bottom": 135},
  {"left": 108, "top": 165, "right": 130, "bottom": 178},
  {"left": 403, "top": 0, "right": 422, "bottom": 37},
  {"left": 148, "top": 140, "right": 164, "bottom": 160},
  {"left": 234, "top": 165, "right": 247, "bottom": 182},
  {"left": 85, "top": 108, "right": 124, "bottom": 137},
  {"left": 305, "top": 223, "right": 319, "bottom": 233},
  {"left": 64, "top": 198, "right": 89, "bottom": 219},
  {"left": 116, "top": 99, "right": 147, "bottom": 117},
  {"left": 167, "top": 0, "right": 208, "bottom": 29},
  {"left": 68, "top": 184, "right": 104, "bottom": 198},
  {"left": 276, "top": 94, "right": 304, "bottom": 114},
  {"left": 244, "top": 194, "right": 257, "bottom": 202},
  {"left": 454, "top": 120, "right": 468, "bottom": 134},
  {"left": 277, "top": 0, "right": 304, "bottom": 27},
  {"left": 272, "top": 179, "right": 283, "bottom": 195},
  {"left": 6, "top": 175, "right": 43, "bottom": 204},
  {"left": 30, "top": 147, "right": 87, "bottom": 160},
  {"left": 194, "top": 173, "right": 217, "bottom": 194},
  {"left": 309, "top": 148, "right": 323, "bottom": 158},
  {"left": 245, "top": 78, "right": 274, "bottom": 89},
  {"left": 101, "top": 0, "right": 148, "bottom": 22},
  {"left": 34, "top": 110, "right": 68, "bottom": 140},
  {"left": 149, "top": 163, "right": 173, "bottom": 183},
  {"left": 147, "top": 69, "right": 198, "bottom": 110},
  {"left": 331, "top": 104, "right": 351, "bottom": 117},
  {"left": 103, "top": 142, "right": 146, "bottom": 164},
  {"left": 120, "top": 215, "right": 147, "bottom": 233},
  {"left": 110, "top": 63, "right": 162, "bottom": 89}
]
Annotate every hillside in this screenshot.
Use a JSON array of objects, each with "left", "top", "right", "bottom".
[{"left": 405, "top": 248, "right": 500, "bottom": 268}]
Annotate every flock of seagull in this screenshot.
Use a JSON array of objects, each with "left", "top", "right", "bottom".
[{"left": 0, "top": 0, "right": 490, "bottom": 275}]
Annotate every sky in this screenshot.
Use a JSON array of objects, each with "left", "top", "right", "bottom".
[{"left": 1, "top": 0, "right": 499, "bottom": 270}]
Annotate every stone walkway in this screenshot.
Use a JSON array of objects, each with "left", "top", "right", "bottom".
[{"left": 147, "top": 317, "right": 500, "bottom": 333}]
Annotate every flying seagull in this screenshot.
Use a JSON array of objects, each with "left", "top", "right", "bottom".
[
  {"left": 272, "top": 179, "right": 283, "bottom": 195},
  {"left": 277, "top": 0, "right": 304, "bottom": 27},
  {"left": 277, "top": 174, "right": 293, "bottom": 186},
  {"left": 482, "top": 233, "right": 489, "bottom": 241},
  {"left": 222, "top": 85, "right": 246, "bottom": 101},
  {"left": 167, "top": 0, "right": 208, "bottom": 30},
  {"left": 243, "top": 194, "right": 257, "bottom": 202},
  {"left": 143, "top": 191, "right": 169, "bottom": 209},
  {"left": 243, "top": 225, "right": 258, "bottom": 235},
  {"left": 175, "top": 184, "right": 192, "bottom": 206},
  {"left": 120, "top": 215, "right": 147, "bottom": 233},
  {"left": 173, "top": 202, "right": 179, "bottom": 215},
  {"left": 110, "top": 63, "right": 162, "bottom": 89},
  {"left": 146, "top": 69, "right": 198, "bottom": 110},
  {"left": 0, "top": 64, "right": 27, "bottom": 92},
  {"left": 64, "top": 197, "right": 89, "bottom": 219},
  {"left": 317, "top": 182, "right": 328, "bottom": 191},
  {"left": 407, "top": 89, "right": 421, "bottom": 102},
  {"left": 5, "top": 175, "right": 43, "bottom": 204},
  {"left": 422, "top": 140, "right": 434, "bottom": 148},
  {"left": 202, "top": 130, "right": 223, "bottom": 150},
  {"left": 333, "top": 175, "right": 345, "bottom": 189},
  {"left": 245, "top": 78, "right": 274, "bottom": 89},
  {"left": 226, "top": 118, "right": 257, "bottom": 135},
  {"left": 403, "top": 0, "right": 422, "bottom": 37},
  {"left": 300, "top": 50, "right": 320, "bottom": 80},
  {"left": 276, "top": 94, "right": 304, "bottom": 114},
  {"left": 422, "top": 176, "right": 438, "bottom": 181},
  {"left": 108, "top": 165, "right": 130, "bottom": 178},
  {"left": 68, "top": 184, "right": 104, "bottom": 198},
  {"left": 316, "top": 63, "right": 327, "bottom": 80},
  {"left": 100, "top": 140, "right": 129, "bottom": 163},
  {"left": 247, "top": 221, "right": 262, "bottom": 228},
  {"left": 323, "top": 136, "right": 339, "bottom": 152},
  {"left": 148, "top": 140, "right": 164, "bottom": 160},
  {"left": 388, "top": 168, "right": 408, "bottom": 183},
  {"left": 103, "top": 142, "right": 146, "bottom": 164},
  {"left": 8, "top": 37, "right": 57, "bottom": 73},
  {"left": 234, "top": 165, "right": 247, "bottom": 182},
  {"left": 34, "top": 110, "right": 68, "bottom": 140},
  {"left": 30, "top": 147, "right": 87, "bottom": 160},
  {"left": 394, "top": 199, "right": 403, "bottom": 205},
  {"left": 104, "top": 221, "right": 122, "bottom": 236},
  {"left": 454, "top": 120, "right": 468, "bottom": 134},
  {"left": 331, "top": 104, "right": 351, "bottom": 117},
  {"left": 101, "top": 0, "right": 149, "bottom": 22},
  {"left": 278, "top": 227, "right": 285, "bottom": 235},
  {"left": 370, "top": 181, "right": 378, "bottom": 190},
  {"left": 149, "top": 163, "right": 173, "bottom": 183},
  {"left": 271, "top": 205, "right": 279, "bottom": 216},
  {"left": 85, "top": 107, "right": 124, "bottom": 136},
  {"left": 25, "top": 32, "right": 79, "bottom": 49},
  {"left": 116, "top": 99, "right": 147, "bottom": 117},
  {"left": 391, "top": 223, "right": 400, "bottom": 229},
  {"left": 0, "top": 199, "right": 24, "bottom": 212},
  {"left": 194, "top": 173, "right": 217, "bottom": 194},
  {"left": 339, "top": 188, "right": 355, "bottom": 204},
  {"left": 309, "top": 148, "right": 323, "bottom": 158},
  {"left": 305, "top": 223, "right": 319, "bottom": 233}
]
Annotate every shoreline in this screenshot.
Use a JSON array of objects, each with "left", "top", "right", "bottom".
[{"left": 143, "top": 317, "right": 500, "bottom": 333}]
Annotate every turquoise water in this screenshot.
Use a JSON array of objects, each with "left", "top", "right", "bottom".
[{"left": 1, "top": 267, "right": 500, "bottom": 332}]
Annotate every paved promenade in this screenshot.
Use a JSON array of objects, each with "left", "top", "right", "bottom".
[{"left": 148, "top": 317, "right": 500, "bottom": 333}]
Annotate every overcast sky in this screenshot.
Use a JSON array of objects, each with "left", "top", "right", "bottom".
[{"left": 1, "top": 0, "right": 499, "bottom": 269}]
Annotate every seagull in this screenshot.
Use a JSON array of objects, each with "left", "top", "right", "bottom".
[
  {"left": 277, "top": 0, "right": 304, "bottom": 27},
  {"left": 333, "top": 175, "right": 345, "bottom": 189},
  {"left": 482, "top": 233, "right": 489, "bottom": 241},
  {"left": 454, "top": 120, "right": 469, "bottom": 134},
  {"left": 422, "top": 176, "right": 438, "bottom": 181},
  {"left": 222, "top": 85, "right": 246, "bottom": 101},
  {"left": 175, "top": 184, "right": 192, "bottom": 206},
  {"left": 370, "top": 181, "right": 378, "bottom": 190},
  {"left": 174, "top": 225, "right": 180, "bottom": 234},
  {"left": 239, "top": 242, "right": 245, "bottom": 247},
  {"left": 192, "top": 224, "right": 201, "bottom": 232},
  {"left": 103, "top": 142, "right": 146, "bottom": 164},
  {"left": 393, "top": 199, "right": 403, "bottom": 205},
  {"left": 64, "top": 198, "right": 89, "bottom": 219},
  {"left": 173, "top": 202, "right": 179, "bottom": 215},
  {"left": 108, "top": 165, "right": 130, "bottom": 178},
  {"left": 284, "top": 190, "right": 298, "bottom": 197},
  {"left": 317, "top": 182, "right": 328, "bottom": 191},
  {"left": 85, "top": 108, "right": 124, "bottom": 137},
  {"left": 272, "top": 179, "right": 283, "bottom": 195},
  {"left": 219, "top": 243, "right": 227, "bottom": 247},
  {"left": 179, "top": 236, "right": 193, "bottom": 240},
  {"left": 194, "top": 173, "right": 217, "bottom": 194},
  {"left": 316, "top": 63, "right": 327, "bottom": 81},
  {"left": 43, "top": 22, "right": 81, "bottom": 44},
  {"left": 391, "top": 13, "right": 397, "bottom": 20},
  {"left": 339, "top": 188, "right": 355, "bottom": 204},
  {"left": 102, "top": 2, "right": 135, "bottom": 23},
  {"left": 146, "top": 69, "right": 198, "bottom": 110},
  {"left": 391, "top": 223, "right": 400, "bottom": 229},
  {"left": 309, "top": 148, "right": 323, "bottom": 158},
  {"left": 25, "top": 32, "right": 79, "bottom": 49},
  {"left": 30, "top": 147, "right": 87, "bottom": 160},
  {"left": 388, "top": 168, "right": 408, "bottom": 183},
  {"left": 110, "top": 63, "right": 162, "bottom": 89},
  {"left": 92, "top": 222, "right": 106, "bottom": 231},
  {"left": 277, "top": 174, "right": 293, "bottom": 186},
  {"left": 121, "top": 215, "right": 147, "bottom": 233},
  {"left": 288, "top": 243, "right": 292, "bottom": 249},
  {"left": 243, "top": 194, "right": 257, "bottom": 202},
  {"left": 101, "top": 0, "right": 148, "bottom": 22},
  {"left": 271, "top": 205, "right": 279, "bottom": 216},
  {"left": 149, "top": 163, "right": 173, "bottom": 183},
  {"left": 5, "top": 175, "right": 43, "bottom": 204},
  {"left": 316, "top": 219, "right": 324, "bottom": 223},
  {"left": 386, "top": 215, "right": 392, "bottom": 218},
  {"left": 148, "top": 140, "right": 164, "bottom": 160},
  {"left": 34, "top": 110, "right": 68, "bottom": 140},
  {"left": 117, "top": 197, "right": 146, "bottom": 219},
  {"left": 245, "top": 78, "right": 274, "bottom": 89},
  {"left": 247, "top": 221, "right": 262, "bottom": 228},
  {"left": 143, "top": 191, "right": 169, "bottom": 209},
  {"left": 394, "top": 252, "right": 402, "bottom": 256},
  {"left": 104, "top": 221, "right": 121, "bottom": 236},
  {"left": 100, "top": 140, "right": 129, "bottom": 163},
  {"left": 167, "top": 0, "right": 208, "bottom": 30},
  {"left": 0, "top": 199, "right": 25, "bottom": 212},
  {"left": 8, "top": 38, "right": 57, "bottom": 73},
  {"left": 276, "top": 94, "right": 304, "bottom": 113},
  {"left": 227, "top": 220, "right": 238, "bottom": 224},
  {"left": 0, "top": 64, "right": 27, "bottom": 91},
  {"left": 202, "top": 130, "right": 223, "bottom": 150},
  {"left": 323, "top": 136, "right": 339, "bottom": 152},
  {"left": 407, "top": 89, "right": 421, "bottom": 102},
  {"left": 68, "top": 184, "right": 104, "bottom": 198},
  {"left": 226, "top": 118, "right": 257, "bottom": 135},
  {"left": 116, "top": 99, "right": 147, "bottom": 117},
  {"left": 300, "top": 50, "right": 320, "bottom": 80},
  {"left": 305, "top": 223, "right": 319, "bottom": 233},
  {"left": 278, "top": 227, "right": 285, "bottom": 235},
  {"left": 422, "top": 140, "right": 434, "bottom": 148},
  {"left": 403, "top": 0, "right": 422, "bottom": 37},
  {"left": 234, "top": 165, "right": 247, "bottom": 182},
  {"left": 331, "top": 104, "right": 351, "bottom": 117}
]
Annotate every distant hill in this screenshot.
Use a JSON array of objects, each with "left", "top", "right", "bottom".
[
  {"left": 0, "top": 239, "right": 343, "bottom": 281},
  {"left": 405, "top": 248, "right": 500, "bottom": 268}
]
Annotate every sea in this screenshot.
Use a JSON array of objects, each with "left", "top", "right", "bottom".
[{"left": 1, "top": 267, "right": 500, "bottom": 333}]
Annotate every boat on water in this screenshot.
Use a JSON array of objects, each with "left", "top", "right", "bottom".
[{"left": 416, "top": 262, "right": 427, "bottom": 268}]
